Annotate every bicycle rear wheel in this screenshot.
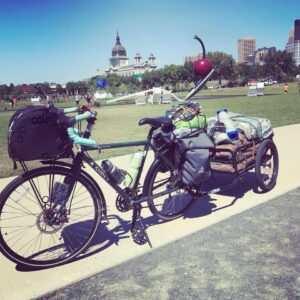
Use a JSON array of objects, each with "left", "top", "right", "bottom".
[
  {"left": 0, "top": 166, "right": 102, "bottom": 268},
  {"left": 144, "top": 159, "right": 195, "bottom": 221}
]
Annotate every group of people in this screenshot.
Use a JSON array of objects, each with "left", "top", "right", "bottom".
[{"left": 74, "top": 93, "right": 100, "bottom": 107}]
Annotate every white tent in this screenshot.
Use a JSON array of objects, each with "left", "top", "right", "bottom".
[
  {"left": 247, "top": 82, "right": 265, "bottom": 97},
  {"left": 94, "top": 91, "right": 113, "bottom": 100},
  {"left": 106, "top": 68, "right": 215, "bottom": 104},
  {"left": 106, "top": 87, "right": 181, "bottom": 105}
]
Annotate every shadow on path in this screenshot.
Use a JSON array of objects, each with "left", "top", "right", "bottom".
[
  {"left": 185, "top": 171, "right": 260, "bottom": 218},
  {"left": 16, "top": 171, "right": 261, "bottom": 271}
]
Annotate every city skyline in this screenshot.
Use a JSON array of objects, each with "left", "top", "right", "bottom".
[{"left": 0, "top": 0, "right": 299, "bottom": 84}]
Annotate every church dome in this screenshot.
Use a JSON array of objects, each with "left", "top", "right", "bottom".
[{"left": 112, "top": 33, "right": 127, "bottom": 57}]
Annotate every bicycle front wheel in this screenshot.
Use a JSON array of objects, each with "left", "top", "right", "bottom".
[
  {"left": 144, "top": 158, "right": 195, "bottom": 221},
  {"left": 0, "top": 166, "right": 102, "bottom": 268}
]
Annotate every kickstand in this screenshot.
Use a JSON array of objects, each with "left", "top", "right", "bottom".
[{"left": 131, "top": 203, "right": 153, "bottom": 248}]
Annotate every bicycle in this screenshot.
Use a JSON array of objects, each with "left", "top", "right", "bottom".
[
  {"left": 0, "top": 35, "right": 279, "bottom": 269},
  {"left": 0, "top": 101, "right": 205, "bottom": 269}
]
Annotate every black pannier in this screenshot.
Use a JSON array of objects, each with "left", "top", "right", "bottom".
[
  {"left": 175, "top": 132, "right": 215, "bottom": 187},
  {"left": 153, "top": 127, "right": 175, "bottom": 173},
  {"left": 8, "top": 105, "right": 73, "bottom": 161}
]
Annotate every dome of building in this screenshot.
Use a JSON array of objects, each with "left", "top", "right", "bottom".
[{"left": 112, "top": 33, "right": 127, "bottom": 57}]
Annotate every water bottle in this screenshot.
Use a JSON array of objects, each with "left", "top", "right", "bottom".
[
  {"left": 123, "top": 150, "right": 143, "bottom": 188},
  {"left": 50, "top": 182, "right": 69, "bottom": 204},
  {"left": 217, "top": 109, "right": 238, "bottom": 140},
  {"left": 101, "top": 160, "right": 125, "bottom": 184}
]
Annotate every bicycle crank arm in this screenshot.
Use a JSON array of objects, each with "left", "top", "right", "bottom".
[{"left": 131, "top": 203, "right": 153, "bottom": 248}]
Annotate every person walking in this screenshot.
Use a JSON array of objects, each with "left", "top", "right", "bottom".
[
  {"left": 9, "top": 96, "right": 13, "bottom": 108},
  {"left": 85, "top": 93, "right": 92, "bottom": 104},
  {"left": 12, "top": 97, "right": 17, "bottom": 108},
  {"left": 284, "top": 83, "right": 289, "bottom": 94},
  {"left": 75, "top": 94, "right": 80, "bottom": 105}
]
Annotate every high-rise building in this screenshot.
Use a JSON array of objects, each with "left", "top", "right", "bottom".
[
  {"left": 285, "top": 19, "right": 300, "bottom": 66},
  {"left": 295, "top": 19, "right": 300, "bottom": 41},
  {"left": 288, "top": 28, "right": 295, "bottom": 44},
  {"left": 238, "top": 38, "right": 256, "bottom": 63}
]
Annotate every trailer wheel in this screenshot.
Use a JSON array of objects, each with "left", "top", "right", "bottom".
[{"left": 255, "top": 139, "right": 279, "bottom": 192}]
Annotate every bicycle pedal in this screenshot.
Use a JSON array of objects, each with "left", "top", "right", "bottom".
[{"left": 131, "top": 225, "right": 152, "bottom": 248}]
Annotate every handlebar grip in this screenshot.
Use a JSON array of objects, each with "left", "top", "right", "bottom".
[
  {"left": 74, "top": 111, "right": 92, "bottom": 122},
  {"left": 67, "top": 127, "right": 97, "bottom": 147},
  {"left": 64, "top": 107, "right": 78, "bottom": 114}
]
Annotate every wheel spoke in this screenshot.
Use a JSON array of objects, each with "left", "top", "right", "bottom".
[
  {"left": 147, "top": 160, "right": 195, "bottom": 220},
  {"left": 255, "top": 140, "right": 279, "bottom": 192},
  {"left": 0, "top": 167, "right": 101, "bottom": 268}
]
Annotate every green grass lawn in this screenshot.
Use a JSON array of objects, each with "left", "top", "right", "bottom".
[{"left": 0, "top": 83, "right": 299, "bottom": 178}]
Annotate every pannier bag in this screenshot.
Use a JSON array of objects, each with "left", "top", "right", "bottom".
[
  {"left": 153, "top": 127, "right": 175, "bottom": 173},
  {"left": 152, "top": 127, "right": 174, "bottom": 152},
  {"left": 175, "top": 132, "right": 215, "bottom": 187},
  {"left": 8, "top": 105, "right": 73, "bottom": 161}
]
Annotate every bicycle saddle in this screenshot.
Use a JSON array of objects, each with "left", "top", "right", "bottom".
[{"left": 139, "top": 116, "right": 173, "bottom": 130}]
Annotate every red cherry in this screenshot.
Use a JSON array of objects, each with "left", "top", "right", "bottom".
[{"left": 193, "top": 59, "right": 212, "bottom": 79}]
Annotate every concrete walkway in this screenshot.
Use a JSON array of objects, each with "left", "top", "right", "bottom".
[
  {"left": 0, "top": 124, "right": 299, "bottom": 300},
  {"left": 38, "top": 187, "right": 300, "bottom": 300}
]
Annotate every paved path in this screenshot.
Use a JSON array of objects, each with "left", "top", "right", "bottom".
[
  {"left": 38, "top": 187, "right": 300, "bottom": 300},
  {"left": 0, "top": 124, "right": 299, "bottom": 300}
]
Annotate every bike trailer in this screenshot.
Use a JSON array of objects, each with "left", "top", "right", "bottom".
[
  {"left": 207, "top": 112, "right": 273, "bottom": 141},
  {"left": 210, "top": 132, "right": 261, "bottom": 173},
  {"left": 207, "top": 110, "right": 274, "bottom": 174},
  {"left": 8, "top": 105, "right": 73, "bottom": 162}
]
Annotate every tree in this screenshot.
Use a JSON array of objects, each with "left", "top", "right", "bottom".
[
  {"left": 264, "top": 50, "right": 296, "bottom": 82},
  {"left": 0, "top": 84, "right": 11, "bottom": 99},
  {"left": 181, "top": 62, "right": 198, "bottom": 84},
  {"left": 235, "top": 63, "right": 251, "bottom": 85},
  {"left": 162, "top": 64, "right": 181, "bottom": 88},
  {"left": 206, "top": 52, "right": 235, "bottom": 85},
  {"left": 142, "top": 70, "right": 163, "bottom": 89},
  {"left": 235, "top": 63, "right": 264, "bottom": 85}
]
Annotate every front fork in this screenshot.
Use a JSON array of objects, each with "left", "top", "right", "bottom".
[{"left": 49, "top": 158, "right": 82, "bottom": 224}]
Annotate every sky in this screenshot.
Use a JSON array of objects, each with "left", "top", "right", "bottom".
[{"left": 0, "top": 0, "right": 299, "bottom": 85}]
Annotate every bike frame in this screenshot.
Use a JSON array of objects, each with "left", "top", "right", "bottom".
[{"left": 72, "top": 126, "right": 177, "bottom": 206}]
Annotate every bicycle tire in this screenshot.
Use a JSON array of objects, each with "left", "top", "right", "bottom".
[
  {"left": 0, "top": 166, "right": 102, "bottom": 268},
  {"left": 144, "top": 158, "right": 195, "bottom": 221},
  {"left": 255, "top": 139, "right": 279, "bottom": 192}
]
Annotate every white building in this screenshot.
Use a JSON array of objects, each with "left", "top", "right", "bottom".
[{"left": 105, "top": 33, "right": 157, "bottom": 77}]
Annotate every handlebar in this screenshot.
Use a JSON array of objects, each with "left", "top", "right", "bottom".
[
  {"left": 62, "top": 107, "right": 98, "bottom": 148},
  {"left": 33, "top": 84, "right": 99, "bottom": 148}
]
